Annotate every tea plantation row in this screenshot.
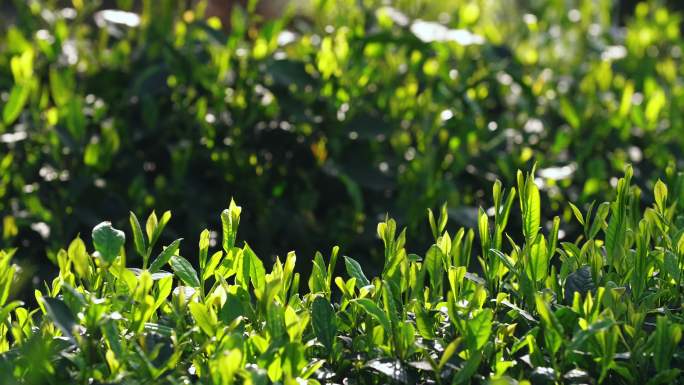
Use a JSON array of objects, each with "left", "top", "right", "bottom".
[{"left": 1, "top": 166, "right": 683, "bottom": 384}]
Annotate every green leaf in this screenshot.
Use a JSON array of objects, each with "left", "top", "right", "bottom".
[
  {"left": 235, "top": 249, "right": 250, "bottom": 289},
  {"left": 266, "top": 301, "right": 285, "bottom": 340},
  {"left": 219, "top": 288, "right": 251, "bottom": 324},
  {"left": 169, "top": 255, "right": 200, "bottom": 288},
  {"left": 605, "top": 206, "right": 626, "bottom": 268},
  {"left": 438, "top": 202, "right": 449, "bottom": 234},
  {"left": 0, "top": 300, "right": 24, "bottom": 324},
  {"left": 500, "top": 299, "right": 536, "bottom": 322},
  {"left": 2, "top": 83, "right": 30, "bottom": 125},
  {"left": 548, "top": 216, "right": 560, "bottom": 261},
  {"left": 568, "top": 202, "right": 584, "bottom": 226},
  {"left": 149, "top": 238, "right": 183, "bottom": 273},
  {"left": 424, "top": 245, "right": 444, "bottom": 293},
  {"left": 654, "top": 179, "right": 668, "bottom": 212},
  {"left": 101, "top": 319, "right": 123, "bottom": 358},
  {"left": 523, "top": 177, "right": 541, "bottom": 242},
  {"left": 529, "top": 236, "right": 548, "bottom": 282},
  {"left": 326, "top": 246, "right": 339, "bottom": 290},
  {"left": 199, "top": 229, "right": 210, "bottom": 270},
  {"left": 354, "top": 298, "right": 390, "bottom": 332},
  {"left": 221, "top": 199, "right": 242, "bottom": 252},
  {"left": 451, "top": 353, "right": 483, "bottom": 385},
  {"left": 243, "top": 244, "right": 265, "bottom": 290},
  {"left": 211, "top": 349, "right": 242, "bottom": 385},
  {"left": 311, "top": 296, "right": 337, "bottom": 352},
  {"left": 490, "top": 249, "right": 516, "bottom": 275},
  {"left": 308, "top": 252, "right": 328, "bottom": 294},
  {"left": 92, "top": 221, "right": 125, "bottom": 265},
  {"left": 428, "top": 208, "right": 438, "bottom": 240},
  {"left": 412, "top": 301, "right": 435, "bottom": 339},
  {"left": 145, "top": 211, "right": 158, "bottom": 242},
  {"left": 477, "top": 207, "right": 490, "bottom": 253},
  {"left": 563, "top": 265, "right": 594, "bottom": 303},
  {"left": 344, "top": 256, "right": 370, "bottom": 287},
  {"left": 663, "top": 251, "right": 680, "bottom": 281},
  {"left": 382, "top": 281, "right": 400, "bottom": 337},
  {"left": 567, "top": 318, "right": 615, "bottom": 352},
  {"left": 67, "top": 236, "right": 89, "bottom": 279},
  {"left": 41, "top": 297, "right": 77, "bottom": 339},
  {"left": 202, "top": 250, "right": 223, "bottom": 282},
  {"left": 646, "top": 369, "right": 682, "bottom": 385},
  {"left": 466, "top": 308, "right": 493, "bottom": 350},
  {"left": 653, "top": 316, "right": 682, "bottom": 372},
  {"left": 588, "top": 202, "right": 610, "bottom": 239},
  {"left": 49, "top": 68, "right": 72, "bottom": 107},
  {"left": 189, "top": 302, "right": 216, "bottom": 336},
  {"left": 439, "top": 338, "right": 461, "bottom": 369},
  {"left": 129, "top": 211, "right": 147, "bottom": 259},
  {"left": 146, "top": 211, "right": 171, "bottom": 251},
  {"left": 534, "top": 294, "right": 564, "bottom": 354},
  {"left": 65, "top": 98, "right": 85, "bottom": 139}
]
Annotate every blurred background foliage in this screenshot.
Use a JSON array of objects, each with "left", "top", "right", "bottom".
[{"left": 1, "top": 0, "right": 683, "bottom": 289}]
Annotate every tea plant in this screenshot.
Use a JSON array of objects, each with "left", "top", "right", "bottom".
[
  {"left": 0, "top": 166, "right": 682, "bottom": 384},
  {"left": 2, "top": 0, "right": 684, "bottom": 277}
]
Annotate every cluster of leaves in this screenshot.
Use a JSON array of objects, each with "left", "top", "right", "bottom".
[
  {"left": 2, "top": 0, "right": 684, "bottom": 276},
  {"left": 1, "top": 166, "right": 684, "bottom": 384}
]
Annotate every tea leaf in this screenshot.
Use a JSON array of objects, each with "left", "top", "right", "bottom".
[
  {"left": 523, "top": 177, "right": 541, "bottom": 242},
  {"left": 149, "top": 238, "right": 183, "bottom": 274},
  {"left": 311, "top": 297, "right": 337, "bottom": 352},
  {"left": 189, "top": 302, "right": 216, "bottom": 336},
  {"left": 129, "top": 211, "right": 147, "bottom": 259},
  {"left": 344, "top": 256, "right": 370, "bottom": 287},
  {"left": 0, "top": 300, "right": 23, "bottom": 324},
  {"left": 568, "top": 202, "right": 584, "bottom": 226},
  {"left": 529, "top": 236, "right": 548, "bottom": 282},
  {"left": 588, "top": 202, "right": 610, "bottom": 239},
  {"left": 466, "top": 309, "right": 493, "bottom": 350},
  {"left": 451, "top": 353, "right": 483, "bottom": 385},
  {"left": 169, "top": 255, "right": 200, "bottom": 288},
  {"left": 654, "top": 179, "right": 668, "bottom": 212},
  {"left": 67, "top": 236, "right": 89, "bottom": 279},
  {"left": 41, "top": 297, "right": 77, "bottom": 339},
  {"left": 2, "top": 84, "right": 29, "bottom": 125},
  {"left": 92, "top": 222, "right": 125, "bottom": 265},
  {"left": 354, "top": 298, "right": 391, "bottom": 332},
  {"left": 243, "top": 244, "right": 265, "bottom": 290},
  {"left": 564, "top": 265, "right": 594, "bottom": 303},
  {"left": 221, "top": 200, "right": 241, "bottom": 252},
  {"left": 424, "top": 245, "right": 444, "bottom": 294},
  {"left": 653, "top": 316, "right": 682, "bottom": 372}
]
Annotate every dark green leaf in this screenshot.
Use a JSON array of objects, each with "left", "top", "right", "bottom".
[
  {"left": 169, "top": 255, "right": 200, "bottom": 288},
  {"left": 149, "top": 238, "right": 183, "bottom": 273},
  {"left": 41, "top": 297, "right": 77, "bottom": 339},
  {"left": 344, "top": 256, "right": 370, "bottom": 287},
  {"left": 354, "top": 298, "right": 390, "bottom": 332},
  {"left": 564, "top": 265, "right": 594, "bottom": 303},
  {"left": 311, "top": 296, "right": 337, "bottom": 352},
  {"left": 92, "top": 221, "right": 125, "bottom": 264}
]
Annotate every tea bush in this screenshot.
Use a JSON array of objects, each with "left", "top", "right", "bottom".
[
  {"left": 2, "top": 0, "right": 684, "bottom": 277},
  {"left": 1, "top": 166, "right": 683, "bottom": 384}
]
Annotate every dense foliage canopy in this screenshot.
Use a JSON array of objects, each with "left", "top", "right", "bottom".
[{"left": 2, "top": 0, "right": 683, "bottom": 272}]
